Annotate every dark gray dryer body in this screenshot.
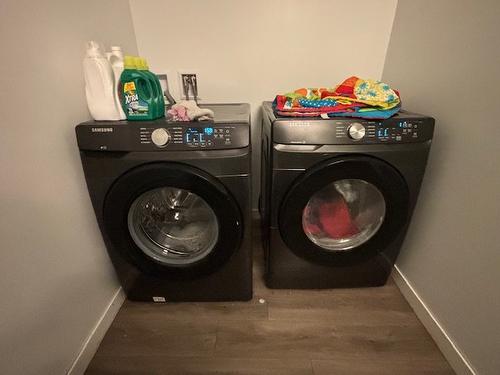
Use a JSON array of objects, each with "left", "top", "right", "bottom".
[
  {"left": 76, "top": 104, "right": 252, "bottom": 301},
  {"left": 260, "top": 101, "right": 434, "bottom": 288}
]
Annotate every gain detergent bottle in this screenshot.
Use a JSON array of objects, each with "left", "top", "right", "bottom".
[
  {"left": 120, "top": 56, "right": 156, "bottom": 120},
  {"left": 143, "top": 58, "right": 166, "bottom": 118}
]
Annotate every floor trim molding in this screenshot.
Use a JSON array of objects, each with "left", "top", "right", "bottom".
[
  {"left": 66, "top": 287, "right": 126, "bottom": 375},
  {"left": 392, "top": 266, "right": 476, "bottom": 375}
]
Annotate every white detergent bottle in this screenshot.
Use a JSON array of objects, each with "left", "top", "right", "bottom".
[
  {"left": 83, "top": 41, "right": 122, "bottom": 121},
  {"left": 107, "top": 46, "right": 126, "bottom": 119}
]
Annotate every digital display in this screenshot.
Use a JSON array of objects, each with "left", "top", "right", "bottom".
[
  {"left": 377, "top": 128, "right": 390, "bottom": 137},
  {"left": 185, "top": 127, "right": 214, "bottom": 144}
]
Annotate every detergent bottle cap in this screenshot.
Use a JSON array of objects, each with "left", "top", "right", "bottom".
[
  {"left": 123, "top": 55, "right": 136, "bottom": 69},
  {"left": 86, "top": 41, "right": 102, "bottom": 58},
  {"left": 134, "top": 57, "right": 144, "bottom": 70},
  {"left": 109, "top": 46, "right": 124, "bottom": 60}
]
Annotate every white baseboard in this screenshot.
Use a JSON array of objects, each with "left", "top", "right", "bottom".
[
  {"left": 66, "top": 287, "right": 126, "bottom": 375},
  {"left": 392, "top": 266, "right": 476, "bottom": 375}
]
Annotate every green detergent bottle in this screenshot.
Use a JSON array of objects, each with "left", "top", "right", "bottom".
[
  {"left": 120, "top": 56, "right": 156, "bottom": 120},
  {"left": 143, "top": 58, "right": 166, "bottom": 118},
  {"left": 134, "top": 57, "right": 160, "bottom": 119}
]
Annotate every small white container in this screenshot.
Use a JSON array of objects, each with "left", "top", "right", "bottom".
[
  {"left": 107, "top": 46, "right": 126, "bottom": 119},
  {"left": 83, "top": 41, "right": 122, "bottom": 121}
]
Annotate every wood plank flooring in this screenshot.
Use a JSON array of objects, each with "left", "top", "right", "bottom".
[{"left": 86, "top": 221, "right": 453, "bottom": 374}]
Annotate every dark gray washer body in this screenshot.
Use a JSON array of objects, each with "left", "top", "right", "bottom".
[{"left": 76, "top": 104, "right": 252, "bottom": 301}]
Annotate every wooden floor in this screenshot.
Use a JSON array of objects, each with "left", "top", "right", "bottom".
[{"left": 86, "top": 223, "right": 453, "bottom": 375}]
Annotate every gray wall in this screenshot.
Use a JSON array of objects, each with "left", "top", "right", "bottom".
[
  {"left": 0, "top": 1, "right": 138, "bottom": 374},
  {"left": 128, "top": 0, "right": 398, "bottom": 208},
  {"left": 382, "top": 1, "right": 500, "bottom": 374}
]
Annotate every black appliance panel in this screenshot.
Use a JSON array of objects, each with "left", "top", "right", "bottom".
[
  {"left": 76, "top": 121, "right": 249, "bottom": 151},
  {"left": 272, "top": 117, "right": 434, "bottom": 145}
]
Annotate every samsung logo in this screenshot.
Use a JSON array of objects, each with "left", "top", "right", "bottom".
[
  {"left": 287, "top": 121, "right": 312, "bottom": 127},
  {"left": 91, "top": 127, "right": 113, "bottom": 133}
]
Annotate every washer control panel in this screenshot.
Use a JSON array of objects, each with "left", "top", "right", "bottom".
[
  {"left": 139, "top": 125, "right": 240, "bottom": 148},
  {"left": 76, "top": 121, "right": 249, "bottom": 151}
]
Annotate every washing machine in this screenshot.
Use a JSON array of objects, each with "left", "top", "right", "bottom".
[
  {"left": 76, "top": 104, "right": 252, "bottom": 301},
  {"left": 260, "top": 101, "right": 434, "bottom": 288}
]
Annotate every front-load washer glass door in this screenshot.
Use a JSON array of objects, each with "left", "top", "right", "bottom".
[
  {"left": 302, "top": 179, "right": 386, "bottom": 251},
  {"left": 103, "top": 162, "right": 243, "bottom": 279},
  {"left": 279, "top": 156, "right": 409, "bottom": 266},
  {"left": 128, "top": 187, "right": 219, "bottom": 265}
]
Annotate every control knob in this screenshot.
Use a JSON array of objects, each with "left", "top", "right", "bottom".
[
  {"left": 151, "top": 128, "right": 170, "bottom": 147},
  {"left": 348, "top": 123, "right": 366, "bottom": 140}
]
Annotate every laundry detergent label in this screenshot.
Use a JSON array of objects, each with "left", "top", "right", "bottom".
[{"left": 123, "top": 81, "right": 149, "bottom": 116}]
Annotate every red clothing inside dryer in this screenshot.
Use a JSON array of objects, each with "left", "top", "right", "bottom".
[{"left": 305, "top": 198, "right": 359, "bottom": 239}]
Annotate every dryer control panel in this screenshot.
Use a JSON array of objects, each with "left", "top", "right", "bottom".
[
  {"left": 272, "top": 112, "right": 434, "bottom": 145},
  {"left": 76, "top": 121, "right": 249, "bottom": 151},
  {"left": 339, "top": 119, "right": 428, "bottom": 143}
]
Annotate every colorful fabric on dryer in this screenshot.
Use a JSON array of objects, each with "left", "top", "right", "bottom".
[
  {"left": 325, "top": 76, "right": 400, "bottom": 110},
  {"left": 273, "top": 76, "right": 401, "bottom": 120},
  {"left": 299, "top": 98, "right": 337, "bottom": 108},
  {"left": 326, "top": 104, "right": 401, "bottom": 119}
]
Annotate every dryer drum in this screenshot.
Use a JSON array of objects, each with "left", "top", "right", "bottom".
[{"left": 302, "top": 178, "right": 386, "bottom": 251}]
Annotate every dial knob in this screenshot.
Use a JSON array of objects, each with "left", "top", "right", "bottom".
[
  {"left": 151, "top": 128, "right": 170, "bottom": 147},
  {"left": 348, "top": 123, "right": 366, "bottom": 140}
]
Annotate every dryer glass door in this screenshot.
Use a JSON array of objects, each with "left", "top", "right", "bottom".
[
  {"left": 279, "top": 156, "right": 409, "bottom": 266},
  {"left": 302, "top": 179, "right": 386, "bottom": 251},
  {"left": 128, "top": 187, "right": 219, "bottom": 265}
]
